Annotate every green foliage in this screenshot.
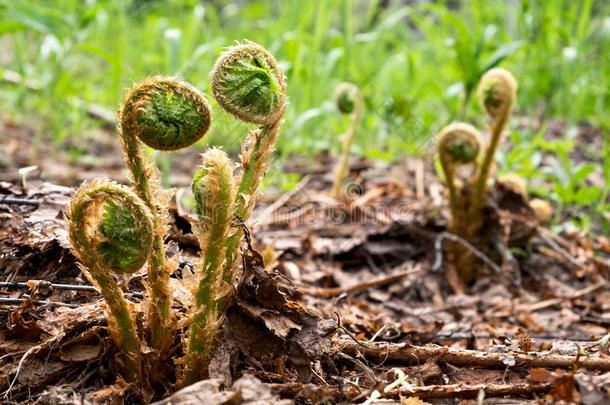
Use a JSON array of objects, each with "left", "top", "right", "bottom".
[
  {"left": 2, "top": 0, "right": 606, "bottom": 154},
  {"left": 1, "top": 0, "right": 608, "bottom": 234},
  {"left": 121, "top": 77, "right": 212, "bottom": 151},
  {"left": 136, "top": 89, "right": 208, "bottom": 150},
  {"left": 217, "top": 54, "right": 284, "bottom": 119},
  {"left": 443, "top": 136, "right": 479, "bottom": 163},
  {"left": 210, "top": 42, "right": 286, "bottom": 125},
  {"left": 498, "top": 124, "right": 609, "bottom": 233},
  {"left": 98, "top": 199, "right": 145, "bottom": 272}
]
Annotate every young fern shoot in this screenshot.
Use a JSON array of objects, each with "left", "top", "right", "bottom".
[
  {"left": 66, "top": 179, "right": 154, "bottom": 380},
  {"left": 210, "top": 42, "right": 287, "bottom": 312},
  {"left": 436, "top": 68, "right": 517, "bottom": 284},
  {"left": 118, "top": 76, "right": 212, "bottom": 353},
  {"left": 468, "top": 68, "right": 517, "bottom": 235},
  {"left": 331, "top": 82, "right": 363, "bottom": 199},
  {"left": 184, "top": 148, "right": 236, "bottom": 385},
  {"left": 437, "top": 122, "right": 482, "bottom": 230}
]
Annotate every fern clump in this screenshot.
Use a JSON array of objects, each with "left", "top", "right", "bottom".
[
  {"left": 436, "top": 68, "right": 519, "bottom": 283},
  {"left": 66, "top": 42, "right": 286, "bottom": 388}
]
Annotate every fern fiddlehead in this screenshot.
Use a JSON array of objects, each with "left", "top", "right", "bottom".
[
  {"left": 183, "top": 148, "right": 236, "bottom": 385},
  {"left": 436, "top": 69, "right": 517, "bottom": 283},
  {"left": 210, "top": 42, "right": 286, "bottom": 310},
  {"left": 437, "top": 122, "right": 482, "bottom": 229},
  {"left": 66, "top": 179, "right": 154, "bottom": 380},
  {"left": 331, "top": 82, "right": 363, "bottom": 199},
  {"left": 469, "top": 68, "right": 517, "bottom": 231},
  {"left": 118, "top": 76, "right": 212, "bottom": 352}
]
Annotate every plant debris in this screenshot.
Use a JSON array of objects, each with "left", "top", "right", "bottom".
[{"left": 1, "top": 138, "right": 609, "bottom": 403}]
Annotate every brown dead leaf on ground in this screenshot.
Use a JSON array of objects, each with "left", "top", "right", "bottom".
[{"left": 1, "top": 117, "right": 609, "bottom": 403}]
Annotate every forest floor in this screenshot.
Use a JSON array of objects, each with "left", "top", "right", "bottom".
[{"left": 1, "top": 116, "right": 609, "bottom": 404}]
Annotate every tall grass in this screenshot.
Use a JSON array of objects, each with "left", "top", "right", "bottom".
[{"left": 0, "top": 0, "right": 607, "bottom": 159}]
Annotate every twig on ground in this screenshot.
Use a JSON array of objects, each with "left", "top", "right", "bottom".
[
  {"left": 335, "top": 352, "right": 379, "bottom": 403},
  {"left": 537, "top": 227, "right": 585, "bottom": 269},
  {"left": 524, "top": 280, "right": 607, "bottom": 312},
  {"left": 2, "top": 346, "right": 37, "bottom": 399},
  {"left": 338, "top": 339, "right": 610, "bottom": 371},
  {"left": 269, "top": 380, "right": 553, "bottom": 401},
  {"left": 391, "top": 382, "right": 553, "bottom": 399},
  {"left": 0, "top": 281, "right": 143, "bottom": 299},
  {"left": 334, "top": 312, "right": 367, "bottom": 347},
  {"left": 298, "top": 265, "right": 421, "bottom": 298},
  {"left": 0, "top": 281, "right": 96, "bottom": 292},
  {"left": 433, "top": 231, "right": 501, "bottom": 273},
  {"left": 0, "top": 197, "right": 43, "bottom": 206},
  {"left": 429, "top": 331, "right": 602, "bottom": 343},
  {"left": 255, "top": 175, "right": 311, "bottom": 224},
  {"left": 0, "top": 297, "right": 79, "bottom": 308}
]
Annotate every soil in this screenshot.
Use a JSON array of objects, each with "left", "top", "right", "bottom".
[{"left": 1, "top": 116, "right": 609, "bottom": 404}]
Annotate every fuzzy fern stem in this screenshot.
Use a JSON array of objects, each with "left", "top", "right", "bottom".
[
  {"left": 436, "top": 68, "right": 517, "bottom": 284},
  {"left": 436, "top": 123, "right": 483, "bottom": 283},
  {"left": 437, "top": 122, "right": 482, "bottom": 230},
  {"left": 210, "top": 42, "right": 287, "bottom": 313},
  {"left": 468, "top": 68, "right": 517, "bottom": 236},
  {"left": 331, "top": 82, "right": 363, "bottom": 199},
  {"left": 66, "top": 179, "right": 154, "bottom": 380},
  {"left": 183, "top": 148, "right": 236, "bottom": 385},
  {"left": 118, "top": 76, "right": 212, "bottom": 353}
]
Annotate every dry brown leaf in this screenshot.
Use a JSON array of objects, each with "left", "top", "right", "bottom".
[
  {"left": 401, "top": 397, "right": 432, "bottom": 405},
  {"left": 59, "top": 342, "right": 102, "bottom": 362}
]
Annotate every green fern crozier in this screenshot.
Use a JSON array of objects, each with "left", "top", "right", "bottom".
[
  {"left": 210, "top": 42, "right": 287, "bottom": 319},
  {"left": 66, "top": 179, "right": 154, "bottom": 380},
  {"left": 331, "top": 82, "right": 363, "bottom": 199},
  {"left": 435, "top": 68, "right": 517, "bottom": 283},
  {"left": 118, "top": 76, "right": 213, "bottom": 354},
  {"left": 211, "top": 42, "right": 286, "bottom": 126}
]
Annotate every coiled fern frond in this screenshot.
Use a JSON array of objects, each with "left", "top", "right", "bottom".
[
  {"left": 437, "top": 123, "right": 482, "bottom": 232},
  {"left": 118, "top": 76, "right": 213, "bottom": 353},
  {"left": 66, "top": 179, "right": 154, "bottom": 379},
  {"left": 120, "top": 76, "right": 212, "bottom": 151},
  {"left": 211, "top": 42, "right": 286, "bottom": 126},
  {"left": 331, "top": 82, "right": 363, "bottom": 199},
  {"left": 435, "top": 69, "right": 518, "bottom": 284},
  {"left": 438, "top": 122, "right": 481, "bottom": 166},
  {"left": 209, "top": 42, "right": 287, "bottom": 318},
  {"left": 471, "top": 68, "right": 517, "bottom": 224},
  {"left": 478, "top": 68, "right": 517, "bottom": 124}
]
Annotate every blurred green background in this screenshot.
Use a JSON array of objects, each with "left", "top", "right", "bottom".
[{"left": 0, "top": 0, "right": 608, "bottom": 231}]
